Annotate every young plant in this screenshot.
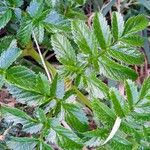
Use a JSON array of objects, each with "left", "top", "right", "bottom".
[{"left": 0, "top": 0, "right": 149, "bottom": 149}]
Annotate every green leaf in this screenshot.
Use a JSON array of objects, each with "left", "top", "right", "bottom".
[
  {"left": 64, "top": 8, "right": 86, "bottom": 20},
  {"left": 84, "top": 128, "right": 107, "bottom": 139},
  {"left": 110, "top": 88, "right": 125, "bottom": 118},
  {"left": 0, "top": 36, "right": 14, "bottom": 53},
  {"left": 111, "top": 12, "right": 124, "bottom": 41},
  {"left": 139, "top": 77, "right": 150, "bottom": 100},
  {"left": 110, "top": 136, "right": 132, "bottom": 150},
  {"left": 36, "top": 73, "right": 50, "bottom": 96},
  {"left": 36, "top": 108, "right": 47, "bottom": 124},
  {"left": 73, "top": 86, "right": 92, "bottom": 109},
  {"left": 0, "top": 142, "right": 8, "bottom": 150},
  {"left": 51, "top": 34, "right": 76, "bottom": 65},
  {"left": 27, "top": 0, "right": 43, "bottom": 18},
  {"left": 40, "top": 142, "right": 53, "bottom": 150},
  {"left": 75, "top": 0, "right": 86, "bottom": 5},
  {"left": 33, "top": 24, "right": 44, "bottom": 44},
  {"left": 33, "top": 9, "right": 49, "bottom": 23},
  {"left": 134, "top": 104, "right": 150, "bottom": 121},
  {"left": 0, "top": 9, "right": 12, "bottom": 30},
  {"left": 1, "top": 104, "right": 43, "bottom": 133},
  {"left": 6, "top": 66, "right": 37, "bottom": 91},
  {"left": 92, "top": 99, "right": 115, "bottom": 125},
  {"left": 0, "top": 40, "right": 21, "bottom": 69},
  {"left": 23, "top": 123, "right": 43, "bottom": 134},
  {"left": 99, "top": 56, "right": 138, "bottom": 81},
  {"left": 56, "top": 78, "right": 65, "bottom": 99},
  {"left": 120, "top": 120, "right": 140, "bottom": 136},
  {"left": 7, "top": 84, "right": 47, "bottom": 106},
  {"left": 102, "top": 117, "right": 122, "bottom": 145},
  {"left": 45, "top": 128, "right": 57, "bottom": 144},
  {"left": 125, "top": 80, "right": 138, "bottom": 110},
  {"left": 138, "top": 0, "right": 150, "bottom": 11},
  {"left": 44, "top": 10, "right": 66, "bottom": 25},
  {"left": 123, "top": 14, "right": 148, "bottom": 35},
  {"left": 72, "top": 20, "right": 97, "bottom": 54},
  {"left": 63, "top": 103, "right": 88, "bottom": 132},
  {"left": 50, "top": 73, "right": 58, "bottom": 97},
  {"left": 85, "top": 137, "right": 102, "bottom": 148},
  {"left": 43, "top": 10, "right": 70, "bottom": 33},
  {"left": 17, "top": 20, "right": 33, "bottom": 46},
  {"left": 84, "top": 131, "right": 114, "bottom": 148},
  {"left": 14, "top": 8, "right": 22, "bottom": 20},
  {"left": 50, "top": 74, "right": 65, "bottom": 99},
  {"left": 133, "top": 108, "right": 150, "bottom": 121},
  {"left": 52, "top": 125, "right": 83, "bottom": 150},
  {"left": 120, "top": 35, "right": 144, "bottom": 46},
  {"left": 7, "top": 0, "right": 24, "bottom": 7},
  {"left": 93, "top": 13, "right": 111, "bottom": 49},
  {"left": 6, "top": 137, "right": 38, "bottom": 150},
  {"left": 108, "top": 44, "right": 144, "bottom": 65},
  {"left": 87, "top": 75, "right": 109, "bottom": 99},
  {"left": 0, "top": 104, "right": 34, "bottom": 121}
]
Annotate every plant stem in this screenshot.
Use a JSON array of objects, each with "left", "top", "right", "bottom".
[
  {"left": 32, "top": 31, "right": 52, "bottom": 82},
  {"left": 22, "top": 44, "right": 56, "bottom": 78},
  {"left": 72, "top": 86, "right": 92, "bottom": 109},
  {"left": 22, "top": 42, "right": 92, "bottom": 109}
]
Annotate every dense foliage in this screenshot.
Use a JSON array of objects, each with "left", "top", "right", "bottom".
[{"left": 0, "top": 0, "right": 150, "bottom": 149}]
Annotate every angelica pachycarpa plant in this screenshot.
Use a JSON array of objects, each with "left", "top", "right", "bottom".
[{"left": 0, "top": 0, "right": 149, "bottom": 149}]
